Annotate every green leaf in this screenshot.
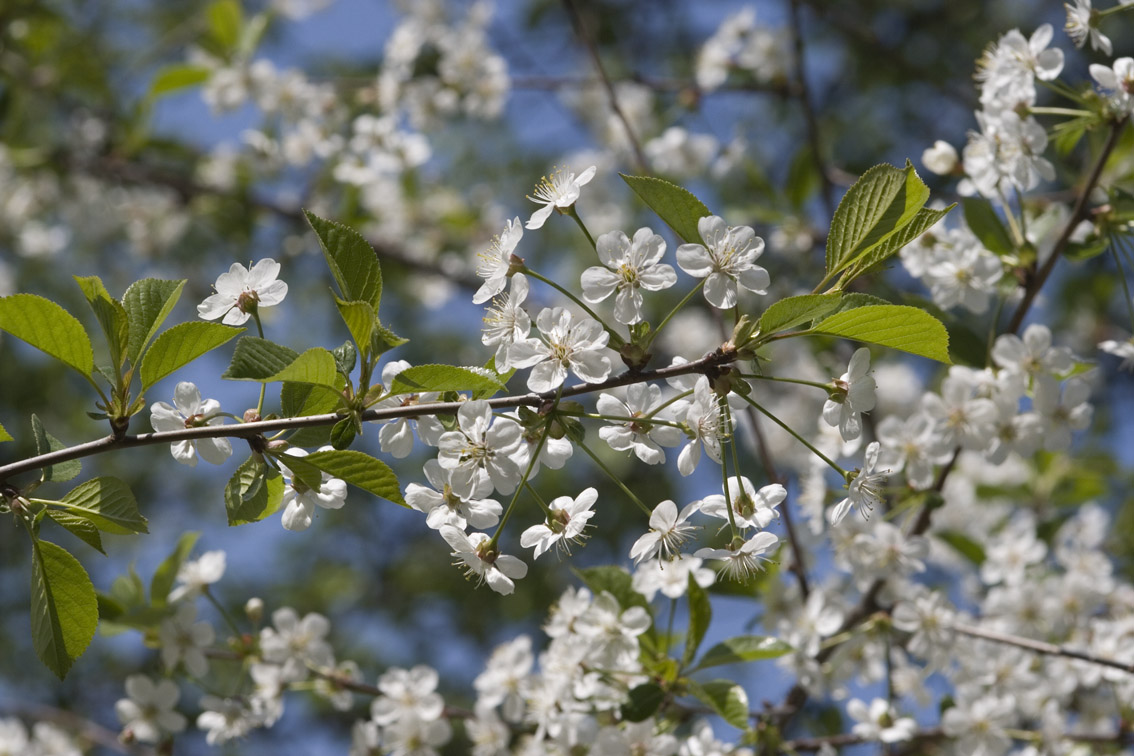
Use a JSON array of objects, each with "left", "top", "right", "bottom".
[
  {"left": 332, "top": 341, "right": 356, "bottom": 376},
  {"left": 574, "top": 566, "right": 651, "bottom": 614},
  {"left": 811, "top": 304, "right": 951, "bottom": 363},
  {"left": 0, "top": 421, "right": 11, "bottom": 442},
  {"left": 621, "top": 683, "right": 665, "bottom": 722},
  {"left": 225, "top": 456, "right": 285, "bottom": 526},
  {"left": 685, "top": 680, "right": 750, "bottom": 730},
  {"left": 281, "top": 382, "right": 342, "bottom": 448},
  {"left": 149, "top": 64, "right": 211, "bottom": 97},
  {"left": 683, "top": 574, "right": 712, "bottom": 668},
  {"left": 74, "top": 275, "right": 130, "bottom": 372},
  {"left": 151, "top": 532, "right": 200, "bottom": 606},
  {"left": 826, "top": 161, "right": 930, "bottom": 276},
  {"left": 756, "top": 294, "right": 842, "bottom": 336},
  {"left": 122, "top": 278, "right": 185, "bottom": 365},
  {"left": 693, "top": 635, "right": 793, "bottom": 671},
  {"left": 30, "top": 539, "right": 99, "bottom": 679},
  {"left": 335, "top": 298, "right": 376, "bottom": 357},
  {"left": 388, "top": 364, "right": 505, "bottom": 397},
  {"left": 305, "top": 211, "right": 382, "bottom": 312},
  {"left": 45, "top": 510, "right": 105, "bottom": 555},
  {"left": 222, "top": 336, "right": 299, "bottom": 380},
  {"left": 58, "top": 477, "right": 148, "bottom": 534},
  {"left": 140, "top": 322, "right": 243, "bottom": 390},
  {"left": 32, "top": 415, "right": 80, "bottom": 482},
  {"left": 785, "top": 145, "right": 819, "bottom": 210},
  {"left": 330, "top": 416, "right": 357, "bottom": 450},
  {"left": 936, "top": 530, "right": 986, "bottom": 565},
  {"left": 302, "top": 449, "right": 406, "bottom": 507},
  {"left": 0, "top": 294, "right": 94, "bottom": 377},
  {"left": 264, "top": 348, "right": 343, "bottom": 389},
  {"left": 620, "top": 174, "right": 711, "bottom": 244},
  {"left": 840, "top": 205, "right": 952, "bottom": 281},
  {"left": 207, "top": 0, "right": 242, "bottom": 50},
  {"left": 372, "top": 320, "right": 408, "bottom": 356},
  {"left": 962, "top": 197, "right": 1014, "bottom": 258}
]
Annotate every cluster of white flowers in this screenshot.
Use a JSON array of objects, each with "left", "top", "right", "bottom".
[
  {"left": 0, "top": 718, "right": 82, "bottom": 756},
  {"left": 695, "top": 7, "right": 789, "bottom": 92}
]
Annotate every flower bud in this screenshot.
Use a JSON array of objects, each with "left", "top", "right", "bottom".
[{"left": 244, "top": 597, "right": 264, "bottom": 624}]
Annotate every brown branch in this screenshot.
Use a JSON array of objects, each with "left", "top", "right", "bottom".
[{"left": 951, "top": 622, "right": 1134, "bottom": 676}]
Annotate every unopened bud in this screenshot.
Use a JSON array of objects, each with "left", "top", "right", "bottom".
[
  {"left": 244, "top": 597, "right": 264, "bottom": 624},
  {"left": 243, "top": 409, "right": 261, "bottom": 424}
]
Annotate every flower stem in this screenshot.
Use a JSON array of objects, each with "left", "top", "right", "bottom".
[
  {"left": 741, "top": 373, "right": 832, "bottom": 392},
  {"left": 252, "top": 312, "right": 267, "bottom": 416},
  {"left": 576, "top": 439, "right": 652, "bottom": 516},
  {"left": 566, "top": 205, "right": 596, "bottom": 250},
  {"left": 489, "top": 392, "right": 561, "bottom": 549},
  {"left": 203, "top": 587, "right": 243, "bottom": 640},
  {"left": 645, "top": 280, "right": 706, "bottom": 350},
  {"left": 739, "top": 394, "right": 847, "bottom": 476},
  {"left": 522, "top": 267, "right": 625, "bottom": 348}
]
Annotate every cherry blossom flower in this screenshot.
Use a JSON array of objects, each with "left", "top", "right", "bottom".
[
  {"left": 991, "top": 324, "right": 1072, "bottom": 382},
  {"left": 196, "top": 696, "right": 256, "bottom": 746},
  {"left": 481, "top": 273, "right": 532, "bottom": 370},
  {"left": 1100, "top": 336, "right": 1134, "bottom": 370},
  {"left": 371, "top": 665, "right": 445, "bottom": 725},
  {"left": 676, "top": 215, "right": 769, "bottom": 309},
  {"left": 149, "top": 382, "right": 233, "bottom": 467},
  {"left": 1065, "top": 0, "right": 1112, "bottom": 56},
  {"left": 1033, "top": 376, "right": 1092, "bottom": 451},
  {"left": 822, "top": 347, "right": 876, "bottom": 442},
  {"left": 197, "top": 258, "right": 288, "bottom": 326},
  {"left": 259, "top": 607, "right": 335, "bottom": 682},
  {"left": 520, "top": 487, "right": 598, "bottom": 558},
  {"left": 1089, "top": 57, "right": 1134, "bottom": 115},
  {"left": 436, "top": 400, "right": 524, "bottom": 498},
  {"left": 631, "top": 554, "right": 715, "bottom": 600},
  {"left": 695, "top": 531, "right": 779, "bottom": 580},
  {"left": 168, "top": 549, "right": 226, "bottom": 602},
  {"left": 698, "top": 477, "right": 784, "bottom": 530},
  {"left": 629, "top": 499, "right": 701, "bottom": 563},
  {"left": 581, "top": 227, "right": 676, "bottom": 324},
  {"left": 922, "top": 140, "right": 958, "bottom": 175},
  {"left": 596, "top": 383, "right": 684, "bottom": 465},
  {"left": 441, "top": 526, "right": 528, "bottom": 595},
  {"left": 508, "top": 307, "right": 615, "bottom": 392},
  {"left": 405, "top": 460, "right": 502, "bottom": 531},
  {"left": 474, "top": 636, "right": 533, "bottom": 723},
  {"left": 278, "top": 446, "right": 348, "bottom": 532},
  {"left": 677, "top": 376, "right": 728, "bottom": 476},
  {"left": 473, "top": 217, "right": 523, "bottom": 304},
  {"left": 115, "top": 675, "right": 187, "bottom": 744},
  {"left": 525, "top": 165, "right": 596, "bottom": 230},
  {"left": 847, "top": 698, "right": 917, "bottom": 743},
  {"left": 828, "top": 442, "right": 887, "bottom": 526},
  {"left": 159, "top": 603, "right": 215, "bottom": 678}
]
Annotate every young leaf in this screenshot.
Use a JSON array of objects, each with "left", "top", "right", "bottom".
[
  {"left": 225, "top": 456, "right": 285, "bottom": 526},
  {"left": 811, "top": 304, "right": 951, "bottom": 363},
  {"left": 151, "top": 532, "right": 200, "bottom": 606},
  {"left": 280, "top": 382, "right": 342, "bottom": 448},
  {"left": 839, "top": 205, "right": 952, "bottom": 281},
  {"left": 45, "top": 511, "right": 106, "bottom": 555},
  {"left": 826, "top": 161, "right": 930, "bottom": 276},
  {"left": 692, "top": 635, "right": 793, "bottom": 671},
  {"left": 59, "top": 477, "right": 149, "bottom": 534},
  {"left": 936, "top": 530, "right": 986, "bottom": 565},
  {"left": 140, "top": 322, "right": 243, "bottom": 390},
  {"left": 149, "top": 64, "right": 211, "bottom": 98},
  {"left": 74, "top": 275, "right": 130, "bottom": 372},
  {"left": 0, "top": 421, "right": 11, "bottom": 442},
  {"left": 573, "top": 566, "right": 652, "bottom": 614},
  {"left": 372, "top": 320, "right": 408, "bottom": 356},
  {"left": 122, "top": 278, "right": 186, "bottom": 365},
  {"left": 620, "top": 174, "right": 711, "bottom": 244},
  {"left": 32, "top": 415, "right": 81, "bottom": 483},
  {"left": 962, "top": 197, "right": 1015, "bottom": 258},
  {"left": 685, "top": 680, "right": 750, "bottom": 730},
  {"left": 305, "top": 211, "right": 382, "bottom": 312},
  {"left": 621, "top": 683, "right": 665, "bottom": 723},
  {"left": 207, "top": 0, "right": 242, "bottom": 50},
  {"left": 30, "top": 539, "right": 99, "bottom": 679},
  {"left": 756, "top": 294, "right": 842, "bottom": 336},
  {"left": 222, "top": 336, "right": 299, "bottom": 381},
  {"left": 388, "top": 365, "right": 505, "bottom": 397},
  {"left": 302, "top": 449, "right": 406, "bottom": 507},
  {"left": 0, "top": 294, "right": 94, "bottom": 377},
  {"left": 335, "top": 298, "right": 377, "bottom": 357},
  {"left": 682, "top": 574, "right": 712, "bottom": 668},
  {"left": 264, "top": 348, "right": 344, "bottom": 389}
]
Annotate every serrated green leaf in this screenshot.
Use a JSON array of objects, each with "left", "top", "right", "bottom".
[
  {"left": 225, "top": 456, "right": 284, "bottom": 526},
  {"left": 140, "top": 321, "right": 243, "bottom": 390},
  {"left": 693, "top": 635, "right": 793, "bottom": 671},
  {"left": 372, "top": 320, "right": 408, "bottom": 356},
  {"left": 151, "top": 532, "right": 200, "bottom": 606},
  {"left": 264, "top": 348, "right": 343, "bottom": 388},
  {"left": 302, "top": 449, "right": 406, "bottom": 507},
  {"left": 222, "top": 336, "right": 299, "bottom": 380},
  {"left": 686, "top": 680, "right": 750, "bottom": 730},
  {"left": 281, "top": 382, "right": 342, "bottom": 448},
  {"left": 272, "top": 450, "right": 324, "bottom": 493},
  {"left": 840, "top": 205, "right": 952, "bottom": 281},
  {"left": 332, "top": 341, "right": 356, "bottom": 376},
  {"left": 756, "top": 294, "right": 842, "bottom": 336},
  {"left": 620, "top": 174, "right": 711, "bottom": 244},
  {"left": 811, "top": 305, "right": 951, "bottom": 363},
  {"left": 31, "top": 415, "right": 81, "bottom": 483},
  {"left": 122, "top": 278, "right": 185, "bottom": 365},
  {"left": 59, "top": 477, "right": 148, "bottom": 534},
  {"left": 574, "top": 566, "right": 651, "bottom": 614},
  {"left": 330, "top": 416, "right": 357, "bottom": 449},
  {"left": 335, "top": 298, "right": 376, "bottom": 357},
  {"left": 388, "top": 364, "right": 505, "bottom": 397},
  {"left": 479, "top": 355, "right": 515, "bottom": 398},
  {"left": 962, "top": 198, "right": 1014, "bottom": 258},
  {"left": 207, "top": 0, "right": 242, "bottom": 50},
  {"left": 74, "top": 275, "right": 130, "bottom": 372},
  {"left": 149, "top": 64, "right": 211, "bottom": 97},
  {"left": 0, "top": 294, "right": 94, "bottom": 377},
  {"left": 305, "top": 211, "right": 382, "bottom": 312},
  {"left": 45, "top": 511, "right": 105, "bottom": 555},
  {"left": 683, "top": 574, "right": 711, "bottom": 668},
  {"left": 826, "top": 161, "right": 930, "bottom": 276},
  {"left": 30, "top": 539, "right": 99, "bottom": 679},
  {"left": 936, "top": 530, "right": 986, "bottom": 565},
  {"left": 621, "top": 683, "right": 665, "bottom": 722},
  {"left": 0, "top": 421, "right": 11, "bottom": 442}
]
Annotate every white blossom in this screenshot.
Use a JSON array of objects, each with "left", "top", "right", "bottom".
[
  {"left": 581, "top": 227, "right": 676, "bottom": 324},
  {"left": 115, "top": 676, "right": 187, "bottom": 744},
  {"left": 525, "top": 165, "right": 596, "bottom": 230},
  {"left": 508, "top": 307, "right": 614, "bottom": 392},
  {"left": 197, "top": 258, "right": 288, "bottom": 325},
  {"left": 441, "top": 526, "right": 528, "bottom": 595},
  {"left": 676, "top": 215, "right": 769, "bottom": 309},
  {"left": 149, "top": 382, "right": 233, "bottom": 467}
]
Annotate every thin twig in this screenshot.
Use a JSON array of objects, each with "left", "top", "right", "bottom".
[
  {"left": 787, "top": 0, "right": 834, "bottom": 217},
  {"left": 560, "top": 0, "right": 650, "bottom": 173},
  {"left": 950, "top": 622, "right": 1134, "bottom": 676}
]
